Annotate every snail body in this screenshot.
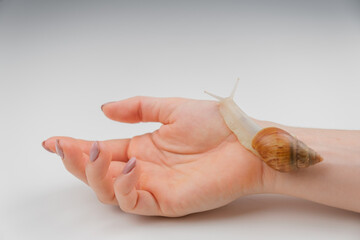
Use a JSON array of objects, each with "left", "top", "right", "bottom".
[{"left": 205, "top": 80, "right": 323, "bottom": 172}]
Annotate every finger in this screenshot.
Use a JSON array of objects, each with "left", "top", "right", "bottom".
[
  {"left": 44, "top": 137, "right": 92, "bottom": 154},
  {"left": 54, "top": 138, "right": 89, "bottom": 184},
  {"left": 43, "top": 137, "right": 130, "bottom": 185},
  {"left": 43, "top": 137, "right": 130, "bottom": 162},
  {"left": 103, "top": 138, "right": 130, "bottom": 162},
  {"left": 85, "top": 141, "right": 122, "bottom": 205},
  {"left": 101, "top": 96, "right": 185, "bottom": 124},
  {"left": 114, "top": 157, "right": 161, "bottom": 216}
]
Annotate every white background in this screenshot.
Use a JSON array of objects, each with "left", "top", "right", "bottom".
[{"left": 1, "top": 0, "right": 360, "bottom": 239}]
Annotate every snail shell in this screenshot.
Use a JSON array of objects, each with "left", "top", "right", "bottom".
[
  {"left": 205, "top": 79, "right": 323, "bottom": 173},
  {"left": 252, "top": 127, "right": 323, "bottom": 172}
]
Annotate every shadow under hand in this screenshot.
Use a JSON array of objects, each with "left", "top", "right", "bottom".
[
  {"left": 135, "top": 194, "right": 360, "bottom": 224},
  {"left": 7, "top": 184, "right": 360, "bottom": 239}
]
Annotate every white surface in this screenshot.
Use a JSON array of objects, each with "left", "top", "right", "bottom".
[{"left": 1, "top": 0, "right": 360, "bottom": 239}]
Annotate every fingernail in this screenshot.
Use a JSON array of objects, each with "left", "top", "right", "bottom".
[
  {"left": 122, "top": 157, "right": 136, "bottom": 174},
  {"left": 42, "top": 140, "right": 54, "bottom": 153},
  {"left": 101, "top": 101, "right": 115, "bottom": 112},
  {"left": 89, "top": 141, "right": 100, "bottom": 162},
  {"left": 55, "top": 139, "right": 64, "bottom": 159}
]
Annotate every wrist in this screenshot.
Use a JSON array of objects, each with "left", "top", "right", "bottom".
[
  {"left": 254, "top": 120, "right": 310, "bottom": 195},
  {"left": 253, "top": 120, "right": 360, "bottom": 213},
  {"left": 257, "top": 122, "right": 325, "bottom": 196},
  {"left": 245, "top": 119, "right": 324, "bottom": 195}
]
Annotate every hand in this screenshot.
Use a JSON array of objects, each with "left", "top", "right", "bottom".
[{"left": 43, "top": 96, "right": 267, "bottom": 217}]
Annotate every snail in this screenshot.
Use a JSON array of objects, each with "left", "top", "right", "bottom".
[{"left": 204, "top": 79, "right": 323, "bottom": 172}]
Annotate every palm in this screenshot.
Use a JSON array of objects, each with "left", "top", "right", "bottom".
[{"left": 126, "top": 99, "right": 263, "bottom": 216}]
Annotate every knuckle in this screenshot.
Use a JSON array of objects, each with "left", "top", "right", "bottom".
[
  {"left": 117, "top": 193, "right": 138, "bottom": 213},
  {"left": 119, "top": 204, "right": 132, "bottom": 213},
  {"left": 90, "top": 174, "right": 106, "bottom": 183},
  {"left": 97, "top": 195, "right": 114, "bottom": 205},
  {"left": 134, "top": 95, "right": 144, "bottom": 101},
  {"left": 85, "top": 166, "right": 106, "bottom": 183},
  {"left": 63, "top": 162, "right": 76, "bottom": 174}
]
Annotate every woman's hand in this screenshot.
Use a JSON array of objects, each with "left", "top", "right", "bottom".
[{"left": 42, "top": 96, "right": 267, "bottom": 217}]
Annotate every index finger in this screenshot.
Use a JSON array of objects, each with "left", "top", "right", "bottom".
[{"left": 43, "top": 137, "right": 130, "bottom": 162}]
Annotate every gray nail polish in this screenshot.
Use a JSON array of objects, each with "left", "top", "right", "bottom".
[
  {"left": 89, "top": 141, "right": 100, "bottom": 162},
  {"left": 101, "top": 101, "right": 115, "bottom": 112},
  {"left": 122, "top": 157, "right": 136, "bottom": 174},
  {"left": 55, "top": 139, "right": 64, "bottom": 159},
  {"left": 42, "top": 141, "right": 54, "bottom": 153}
]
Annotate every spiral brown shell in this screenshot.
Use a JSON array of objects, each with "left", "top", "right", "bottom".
[{"left": 251, "top": 127, "right": 323, "bottom": 172}]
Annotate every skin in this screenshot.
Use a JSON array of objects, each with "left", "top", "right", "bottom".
[{"left": 42, "top": 96, "right": 360, "bottom": 217}]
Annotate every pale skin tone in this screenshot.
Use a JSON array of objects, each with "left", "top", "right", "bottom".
[{"left": 42, "top": 96, "right": 360, "bottom": 217}]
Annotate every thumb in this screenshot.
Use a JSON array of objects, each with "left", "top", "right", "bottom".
[{"left": 101, "top": 96, "right": 185, "bottom": 124}]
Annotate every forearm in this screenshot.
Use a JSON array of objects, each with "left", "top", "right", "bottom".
[{"left": 260, "top": 121, "right": 360, "bottom": 213}]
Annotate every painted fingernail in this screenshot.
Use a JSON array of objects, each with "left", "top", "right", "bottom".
[
  {"left": 89, "top": 141, "right": 100, "bottom": 162},
  {"left": 42, "top": 140, "right": 54, "bottom": 153},
  {"left": 101, "top": 101, "right": 115, "bottom": 112},
  {"left": 122, "top": 157, "right": 136, "bottom": 174},
  {"left": 55, "top": 139, "right": 64, "bottom": 159}
]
